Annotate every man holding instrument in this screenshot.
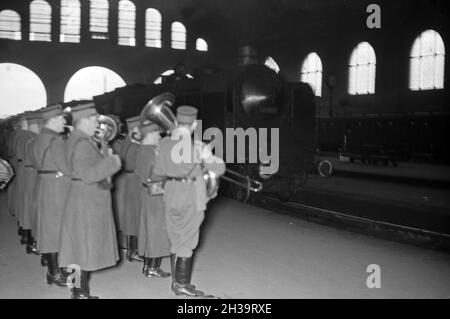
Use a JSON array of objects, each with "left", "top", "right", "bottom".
[{"left": 153, "top": 105, "right": 225, "bottom": 297}]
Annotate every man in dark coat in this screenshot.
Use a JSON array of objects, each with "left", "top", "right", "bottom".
[
  {"left": 153, "top": 106, "right": 226, "bottom": 297},
  {"left": 118, "top": 116, "right": 143, "bottom": 262},
  {"left": 136, "top": 120, "right": 171, "bottom": 278},
  {"left": 13, "top": 113, "right": 35, "bottom": 244},
  {"left": 21, "top": 112, "right": 41, "bottom": 255},
  {"left": 33, "top": 104, "right": 71, "bottom": 287},
  {"left": 58, "top": 103, "right": 122, "bottom": 299}
]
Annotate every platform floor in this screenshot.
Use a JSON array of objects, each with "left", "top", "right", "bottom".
[{"left": 0, "top": 192, "right": 449, "bottom": 299}]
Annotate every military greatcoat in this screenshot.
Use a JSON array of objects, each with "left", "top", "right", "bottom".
[
  {"left": 136, "top": 144, "right": 170, "bottom": 258},
  {"left": 34, "top": 128, "right": 71, "bottom": 253},
  {"left": 20, "top": 132, "right": 38, "bottom": 230},
  {"left": 58, "top": 129, "right": 121, "bottom": 271}
]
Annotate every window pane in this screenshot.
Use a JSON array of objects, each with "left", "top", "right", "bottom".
[
  {"left": 30, "top": 0, "right": 51, "bottom": 42},
  {"left": 0, "top": 10, "right": 21, "bottom": 40},
  {"left": 300, "top": 52, "right": 322, "bottom": 97},
  {"left": 171, "top": 22, "right": 186, "bottom": 50},
  {"left": 409, "top": 57, "right": 420, "bottom": 90},
  {"left": 90, "top": 0, "right": 109, "bottom": 39},
  {"left": 118, "top": 0, "right": 135, "bottom": 46},
  {"left": 60, "top": 0, "right": 80, "bottom": 43},
  {"left": 145, "top": 8, "right": 161, "bottom": 48},
  {"left": 409, "top": 30, "right": 445, "bottom": 90},
  {"left": 196, "top": 38, "right": 208, "bottom": 52},
  {"left": 435, "top": 55, "right": 445, "bottom": 89},
  {"left": 348, "top": 42, "right": 376, "bottom": 95}
]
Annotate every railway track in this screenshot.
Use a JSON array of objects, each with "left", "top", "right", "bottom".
[{"left": 253, "top": 194, "right": 450, "bottom": 253}]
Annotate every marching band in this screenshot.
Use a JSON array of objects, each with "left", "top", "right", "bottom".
[{"left": 0, "top": 93, "right": 226, "bottom": 299}]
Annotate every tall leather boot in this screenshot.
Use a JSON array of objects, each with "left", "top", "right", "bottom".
[
  {"left": 20, "top": 227, "right": 26, "bottom": 245},
  {"left": 118, "top": 231, "right": 127, "bottom": 252},
  {"left": 46, "top": 253, "right": 68, "bottom": 287},
  {"left": 172, "top": 257, "right": 204, "bottom": 297},
  {"left": 143, "top": 257, "right": 170, "bottom": 278},
  {"left": 126, "top": 236, "right": 143, "bottom": 262},
  {"left": 71, "top": 271, "right": 99, "bottom": 299},
  {"left": 40, "top": 254, "right": 48, "bottom": 267},
  {"left": 25, "top": 231, "right": 39, "bottom": 255}
]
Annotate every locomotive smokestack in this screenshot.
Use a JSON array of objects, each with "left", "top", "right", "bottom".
[{"left": 237, "top": 46, "right": 259, "bottom": 66}]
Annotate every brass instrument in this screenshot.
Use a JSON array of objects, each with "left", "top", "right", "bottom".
[
  {"left": 140, "top": 92, "right": 263, "bottom": 198},
  {"left": 93, "top": 114, "right": 119, "bottom": 145},
  {"left": 140, "top": 92, "right": 177, "bottom": 133},
  {"left": 92, "top": 115, "right": 119, "bottom": 190},
  {"left": 0, "top": 158, "right": 14, "bottom": 190}
]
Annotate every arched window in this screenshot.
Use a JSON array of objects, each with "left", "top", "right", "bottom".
[
  {"left": 145, "top": 8, "right": 161, "bottom": 48},
  {"left": 0, "top": 10, "right": 21, "bottom": 40},
  {"left": 60, "top": 0, "right": 80, "bottom": 43},
  {"left": 118, "top": 0, "right": 135, "bottom": 46},
  {"left": 264, "top": 56, "right": 280, "bottom": 74},
  {"left": 30, "top": 0, "right": 51, "bottom": 41},
  {"left": 348, "top": 42, "right": 376, "bottom": 95},
  {"left": 196, "top": 38, "right": 207, "bottom": 51},
  {"left": 410, "top": 30, "right": 445, "bottom": 91},
  {"left": 301, "top": 52, "right": 323, "bottom": 97},
  {"left": 90, "top": 0, "right": 109, "bottom": 39},
  {"left": 0, "top": 63, "right": 47, "bottom": 116},
  {"left": 171, "top": 22, "right": 186, "bottom": 50},
  {"left": 64, "top": 66, "right": 126, "bottom": 102}
]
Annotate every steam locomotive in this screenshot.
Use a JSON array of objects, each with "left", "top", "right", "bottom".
[{"left": 92, "top": 47, "right": 317, "bottom": 202}]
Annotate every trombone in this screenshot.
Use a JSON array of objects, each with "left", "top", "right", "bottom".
[{"left": 221, "top": 168, "right": 263, "bottom": 192}]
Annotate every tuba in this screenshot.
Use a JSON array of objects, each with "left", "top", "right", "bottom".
[
  {"left": 140, "top": 92, "right": 177, "bottom": 133},
  {"left": 0, "top": 158, "right": 14, "bottom": 190}
]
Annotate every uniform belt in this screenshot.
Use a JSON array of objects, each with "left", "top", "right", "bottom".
[
  {"left": 166, "top": 176, "right": 196, "bottom": 183},
  {"left": 17, "top": 159, "right": 23, "bottom": 162},
  {"left": 38, "top": 170, "right": 64, "bottom": 177}
]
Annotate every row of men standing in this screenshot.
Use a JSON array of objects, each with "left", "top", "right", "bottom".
[{"left": 1, "top": 102, "right": 225, "bottom": 299}]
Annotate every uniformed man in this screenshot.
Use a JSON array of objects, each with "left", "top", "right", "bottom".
[
  {"left": 136, "top": 119, "right": 171, "bottom": 278},
  {"left": 153, "top": 106, "right": 226, "bottom": 297},
  {"left": 21, "top": 111, "right": 41, "bottom": 255},
  {"left": 33, "top": 104, "right": 70, "bottom": 286},
  {"left": 114, "top": 116, "right": 143, "bottom": 262},
  {"left": 58, "top": 102, "right": 121, "bottom": 299},
  {"left": 14, "top": 113, "right": 36, "bottom": 245}
]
